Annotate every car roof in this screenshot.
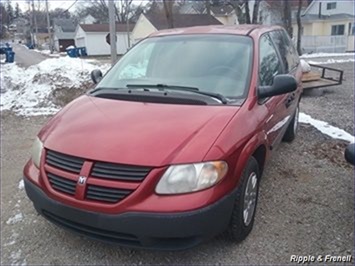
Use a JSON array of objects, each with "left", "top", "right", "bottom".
[{"left": 149, "top": 24, "right": 284, "bottom": 38}]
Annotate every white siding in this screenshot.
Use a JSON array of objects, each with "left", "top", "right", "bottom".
[
  {"left": 74, "top": 26, "right": 87, "bottom": 48},
  {"left": 132, "top": 14, "right": 158, "bottom": 42},
  {"left": 75, "top": 25, "right": 131, "bottom": 55},
  {"left": 306, "top": 0, "right": 355, "bottom": 16}
]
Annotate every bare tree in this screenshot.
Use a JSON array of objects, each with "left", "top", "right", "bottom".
[
  {"left": 163, "top": 0, "right": 174, "bottom": 28},
  {"left": 283, "top": 0, "right": 292, "bottom": 37},
  {"left": 251, "top": 0, "right": 260, "bottom": 24},
  {"left": 75, "top": 0, "right": 134, "bottom": 24},
  {"left": 206, "top": 0, "right": 211, "bottom": 15},
  {"left": 296, "top": 0, "right": 303, "bottom": 55},
  {"left": 226, "top": 0, "right": 245, "bottom": 24},
  {"left": 245, "top": 0, "right": 251, "bottom": 24}
]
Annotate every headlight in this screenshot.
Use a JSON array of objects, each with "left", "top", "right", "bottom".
[
  {"left": 155, "top": 161, "right": 228, "bottom": 194},
  {"left": 31, "top": 137, "right": 43, "bottom": 168}
]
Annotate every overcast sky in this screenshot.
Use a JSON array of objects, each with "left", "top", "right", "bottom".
[{"left": 12, "top": 0, "right": 145, "bottom": 13}]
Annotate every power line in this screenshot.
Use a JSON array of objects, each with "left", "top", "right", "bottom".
[{"left": 62, "top": 0, "right": 79, "bottom": 14}]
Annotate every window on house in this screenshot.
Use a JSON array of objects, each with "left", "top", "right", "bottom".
[
  {"left": 326, "top": 2, "right": 336, "bottom": 10},
  {"left": 331, "top": 25, "right": 345, "bottom": 35},
  {"left": 349, "top": 23, "right": 355, "bottom": 36}
]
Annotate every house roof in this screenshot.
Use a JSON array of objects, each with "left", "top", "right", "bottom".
[
  {"left": 53, "top": 19, "right": 76, "bottom": 32},
  {"left": 80, "top": 24, "right": 134, "bottom": 33},
  {"left": 55, "top": 32, "right": 75, "bottom": 40},
  {"left": 210, "top": 5, "right": 234, "bottom": 16},
  {"left": 297, "top": 13, "right": 355, "bottom": 23},
  {"left": 145, "top": 13, "right": 222, "bottom": 30}
]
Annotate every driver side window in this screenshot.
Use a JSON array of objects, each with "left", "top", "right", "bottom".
[{"left": 259, "top": 34, "right": 282, "bottom": 86}]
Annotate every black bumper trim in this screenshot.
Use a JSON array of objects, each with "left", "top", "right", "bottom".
[{"left": 24, "top": 177, "right": 236, "bottom": 250}]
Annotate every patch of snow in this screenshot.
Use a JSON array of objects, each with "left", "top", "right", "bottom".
[
  {"left": 6, "top": 213, "right": 23, "bottom": 225},
  {"left": 1, "top": 57, "right": 110, "bottom": 116},
  {"left": 4, "top": 239, "right": 16, "bottom": 246},
  {"left": 66, "top": 45, "right": 75, "bottom": 50},
  {"left": 10, "top": 250, "right": 21, "bottom": 260},
  {"left": 18, "top": 180, "right": 24, "bottom": 190},
  {"left": 306, "top": 58, "right": 355, "bottom": 65},
  {"left": 300, "top": 59, "right": 311, "bottom": 73},
  {"left": 301, "top": 52, "right": 355, "bottom": 58},
  {"left": 10, "top": 249, "right": 26, "bottom": 266},
  {"left": 299, "top": 112, "right": 354, "bottom": 143}
]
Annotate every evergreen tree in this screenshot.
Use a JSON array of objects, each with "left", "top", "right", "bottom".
[
  {"left": 6, "top": 0, "right": 14, "bottom": 26},
  {"left": 14, "top": 2, "right": 21, "bottom": 18}
]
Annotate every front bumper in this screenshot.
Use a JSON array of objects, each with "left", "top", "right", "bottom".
[{"left": 24, "top": 177, "right": 236, "bottom": 250}]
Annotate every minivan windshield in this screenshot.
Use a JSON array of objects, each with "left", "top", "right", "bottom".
[{"left": 97, "top": 34, "right": 253, "bottom": 104}]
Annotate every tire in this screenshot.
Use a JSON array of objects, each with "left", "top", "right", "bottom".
[
  {"left": 283, "top": 105, "right": 299, "bottom": 142},
  {"left": 226, "top": 157, "right": 260, "bottom": 242}
]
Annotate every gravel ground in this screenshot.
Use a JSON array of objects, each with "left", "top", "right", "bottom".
[{"left": 1, "top": 62, "right": 354, "bottom": 265}]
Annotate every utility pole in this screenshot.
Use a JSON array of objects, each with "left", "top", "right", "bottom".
[
  {"left": 109, "top": 0, "right": 117, "bottom": 65},
  {"left": 45, "top": 0, "right": 52, "bottom": 53},
  {"left": 31, "top": 0, "right": 38, "bottom": 47},
  {"left": 28, "top": 0, "right": 34, "bottom": 45},
  {"left": 126, "top": 1, "right": 130, "bottom": 48}
]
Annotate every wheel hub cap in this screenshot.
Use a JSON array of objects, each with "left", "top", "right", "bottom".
[{"left": 243, "top": 172, "right": 258, "bottom": 226}]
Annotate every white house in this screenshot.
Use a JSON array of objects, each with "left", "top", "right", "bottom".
[
  {"left": 53, "top": 19, "right": 76, "bottom": 52},
  {"left": 292, "top": 0, "right": 355, "bottom": 52},
  {"left": 210, "top": 6, "right": 237, "bottom": 25},
  {"left": 74, "top": 24, "right": 134, "bottom": 56}
]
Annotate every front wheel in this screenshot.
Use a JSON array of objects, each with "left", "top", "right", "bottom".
[
  {"left": 226, "top": 157, "right": 260, "bottom": 242},
  {"left": 283, "top": 105, "right": 299, "bottom": 142}
]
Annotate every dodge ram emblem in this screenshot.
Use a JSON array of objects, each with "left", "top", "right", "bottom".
[{"left": 78, "top": 176, "right": 87, "bottom": 185}]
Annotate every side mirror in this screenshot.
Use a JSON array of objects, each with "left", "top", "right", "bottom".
[
  {"left": 258, "top": 74, "right": 297, "bottom": 99},
  {"left": 91, "top": 69, "right": 103, "bottom": 84},
  {"left": 345, "top": 143, "right": 355, "bottom": 165}
]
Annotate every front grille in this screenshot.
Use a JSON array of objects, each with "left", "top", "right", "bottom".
[
  {"left": 42, "top": 210, "right": 140, "bottom": 246},
  {"left": 48, "top": 172, "right": 76, "bottom": 196},
  {"left": 86, "top": 185, "right": 132, "bottom": 203},
  {"left": 91, "top": 162, "right": 151, "bottom": 181},
  {"left": 45, "top": 149, "right": 151, "bottom": 204},
  {"left": 46, "top": 150, "right": 84, "bottom": 174}
]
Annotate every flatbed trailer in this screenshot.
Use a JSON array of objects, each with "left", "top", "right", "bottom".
[{"left": 302, "top": 64, "right": 344, "bottom": 90}]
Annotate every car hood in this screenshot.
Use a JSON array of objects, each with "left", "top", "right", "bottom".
[{"left": 40, "top": 95, "right": 239, "bottom": 167}]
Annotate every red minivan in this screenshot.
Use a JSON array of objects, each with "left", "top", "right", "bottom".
[{"left": 24, "top": 25, "right": 303, "bottom": 250}]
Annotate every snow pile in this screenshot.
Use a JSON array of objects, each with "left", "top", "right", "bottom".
[
  {"left": 306, "top": 58, "right": 355, "bottom": 65},
  {"left": 299, "top": 112, "right": 355, "bottom": 143},
  {"left": 1, "top": 57, "right": 110, "bottom": 116},
  {"left": 300, "top": 52, "right": 355, "bottom": 58}
]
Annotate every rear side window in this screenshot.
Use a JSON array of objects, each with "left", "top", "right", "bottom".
[
  {"left": 270, "top": 30, "right": 299, "bottom": 73},
  {"left": 259, "top": 34, "right": 282, "bottom": 86}
]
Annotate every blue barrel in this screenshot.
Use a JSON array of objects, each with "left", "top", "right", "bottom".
[
  {"left": 6, "top": 51, "right": 15, "bottom": 63},
  {"left": 66, "top": 48, "right": 78, "bottom": 58},
  {"left": 79, "top": 47, "right": 87, "bottom": 57}
]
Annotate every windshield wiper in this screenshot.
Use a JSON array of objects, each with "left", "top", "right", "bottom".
[{"left": 126, "top": 84, "right": 228, "bottom": 104}]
